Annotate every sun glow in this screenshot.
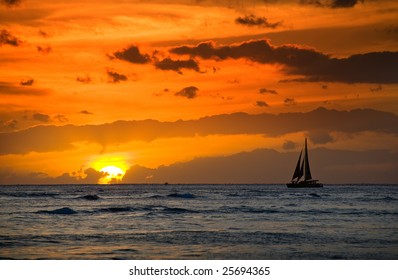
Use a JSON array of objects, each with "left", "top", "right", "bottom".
[
  {"left": 89, "top": 154, "right": 130, "bottom": 184},
  {"left": 99, "top": 165, "right": 125, "bottom": 184}
]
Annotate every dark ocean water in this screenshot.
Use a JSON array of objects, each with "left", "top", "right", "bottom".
[{"left": 0, "top": 184, "right": 397, "bottom": 259}]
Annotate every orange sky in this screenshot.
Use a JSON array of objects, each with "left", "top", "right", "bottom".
[{"left": 1, "top": 0, "right": 397, "bottom": 184}]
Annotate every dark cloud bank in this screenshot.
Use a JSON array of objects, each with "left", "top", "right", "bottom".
[
  {"left": 122, "top": 148, "right": 397, "bottom": 184},
  {"left": 170, "top": 39, "right": 398, "bottom": 84},
  {"left": 0, "top": 168, "right": 106, "bottom": 185},
  {"left": 1, "top": 107, "right": 397, "bottom": 155}
]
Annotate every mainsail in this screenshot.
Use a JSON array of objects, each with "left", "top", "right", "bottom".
[
  {"left": 303, "top": 138, "right": 312, "bottom": 181},
  {"left": 291, "top": 149, "right": 303, "bottom": 181}
]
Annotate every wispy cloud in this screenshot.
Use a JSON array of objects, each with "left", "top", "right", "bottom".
[
  {"left": 80, "top": 110, "right": 93, "bottom": 115},
  {"left": 235, "top": 15, "right": 283, "bottom": 29},
  {"left": 255, "top": 101, "right": 269, "bottom": 107},
  {"left": 76, "top": 75, "right": 93, "bottom": 84},
  {"left": 54, "top": 114, "right": 68, "bottom": 123},
  {"left": 20, "top": 78, "right": 34, "bottom": 86},
  {"left": 175, "top": 86, "right": 199, "bottom": 99},
  {"left": 33, "top": 113, "right": 50, "bottom": 123},
  {"left": 106, "top": 70, "right": 128, "bottom": 83},
  {"left": 0, "top": 29, "right": 22, "bottom": 46},
  {"left": 37, "top": 46, "right": 52, "bottom": 55},
  {"left": 259, "top": 88, "right": 278, "bottom": 94},
  {"left": 284, "top": 98, "right": 297, "bottom": 106}
]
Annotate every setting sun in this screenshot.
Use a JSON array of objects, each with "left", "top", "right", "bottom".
[{"left": 99, "top": 165, "right": 125, "bottom": 184}]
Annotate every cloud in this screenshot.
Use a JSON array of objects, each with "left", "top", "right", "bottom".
[
  {"left": 0, "top": 81, "right": 49, "bottom": 96},
  {"left": 2, "top": 119, "right": 18, "bottom": 130},
  {"left": 259, "top": 88, "right": 278, "bottom": 94},
  {"left": 0, "top": 29, "right": 22, "bottom": 46},
  {"left": 170, "top": 40, "right": 398, "bottom": 84},
  {"left": 80, "top": 110, "right": 93, "bottom": 115},
  {"left": 38, "top": 30, "right": 49, "bottom": 38},
  {"left": 370, "top": 85, "right": 382, "bottom": 92},
  {"left": 306, "top": 130, "right": 335, "bottom": 144},
  {"left": 20, "top": 78, "right": 34, "bottom": 86},
  {"left": 300, "top": 0, "right": 364, "bottom": 8},
  {"left": 235, "top": 15, "right": 283, "bottom": 28},
  {"left": 76, "top": 75, "right": 92, "bottom": 84},
  {"left": 37, "top": 46, "right": 52, "bottom": 55},
  {"left": 1, "top": 107, "right": 397, "bottom": 155},
  {"left": 284, "top": 98, "right": 296, "bottom": 106},
  {"left": 282, "top": 140, "right": 297, "bottom": 150},
  {"left": 155, "top": 58, "right": 200, "bottom": 73},
  {"left": 1, "top": 0, "right": 21, "bottom": 7},
  {"left": 54, "top": 114, "right": 68, "bottom": 123},
  {"left": 255, "top": 101, "right": 269, "bottom": 107},
  {"left": 112, "top": 45, "right": 151, "bottom": 64},
  {"left": 175, "top": 86, "right": 199, "bottom": 99},
  {"left": 106, "top": 70, "right": 128, "bottom": 83},
  {"left": 33, "top": 113, "right": 50, "bottom": 122}
]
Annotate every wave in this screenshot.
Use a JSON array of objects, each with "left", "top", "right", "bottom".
[
  {"left": 0, "top": 192, "right": 59, "bottom": 198},
  {"left": 167, "top": 193, "right": 196, "bottom": 199},
  {"left": 97, "top": 207, "right": 135, "bottom": 213},
  {"left": 147, "top": 193, "right": 196, "bottom": 199},
  {"left": 77, "top": 194, "right": 101, "bottom": 201},
  {"left": 92, "top": 205, "right": 197, "bottom": 215},
  {"left": 382, "top": 196, "right": 397, "bottom": 201},
  {"left": 220, "top": 206, "right": 280, "bottom": 214},
  {"left": 162, "top": 207, "right": 198, "bottom": 214},
  {"left": 37, "top": 207, "right": 77, "bottom": 215}
]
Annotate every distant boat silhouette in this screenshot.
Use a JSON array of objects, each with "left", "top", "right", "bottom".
[{"left": 287, "top": 138, "right": 323, "bottom": 188}]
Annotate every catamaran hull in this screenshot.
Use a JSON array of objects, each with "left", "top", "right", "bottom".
[{"left": 286, "top": 183, "right": 323, "bottom": 188}]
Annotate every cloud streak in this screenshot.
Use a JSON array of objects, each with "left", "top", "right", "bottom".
[
  {"left": 0, "top": 81, "right": 49, "bottom": 96},
  {"left": 170, "top": 40, "right": 398, "bottom": 84},
  {"left": 235, "top": 15, "right": 283, "bottom": 28}
]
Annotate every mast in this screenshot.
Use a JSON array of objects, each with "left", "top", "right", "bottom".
[
  {"left": 303, "top": 138, "right": 312, "bottom": 181},
  {"left": 292, "top": 149, "right": 303, "bottom": 182}
]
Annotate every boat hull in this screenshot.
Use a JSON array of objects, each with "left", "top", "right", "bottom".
[{"left": 286, "top": 182, "right": 323, "bottom": 188}]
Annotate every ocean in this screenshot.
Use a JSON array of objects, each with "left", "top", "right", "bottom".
[{"left": 0, "top": 184, "right": 397, "bottom": 260}]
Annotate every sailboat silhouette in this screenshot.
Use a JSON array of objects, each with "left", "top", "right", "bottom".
[{"left": 287, "top": 138, "right": 323, "bottom": 188}]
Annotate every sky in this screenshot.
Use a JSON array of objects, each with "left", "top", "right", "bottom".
[{"left": 0, "top": 0, "right": 397, "bottom": 184}]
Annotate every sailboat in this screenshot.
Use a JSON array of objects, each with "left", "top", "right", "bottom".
[{"left": 287, "top": 138, "right": 323, "bottom": 188}]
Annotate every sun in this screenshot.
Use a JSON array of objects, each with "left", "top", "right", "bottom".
[{"left": 99, "top": 165, "right": 126, "bottom": 184}]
